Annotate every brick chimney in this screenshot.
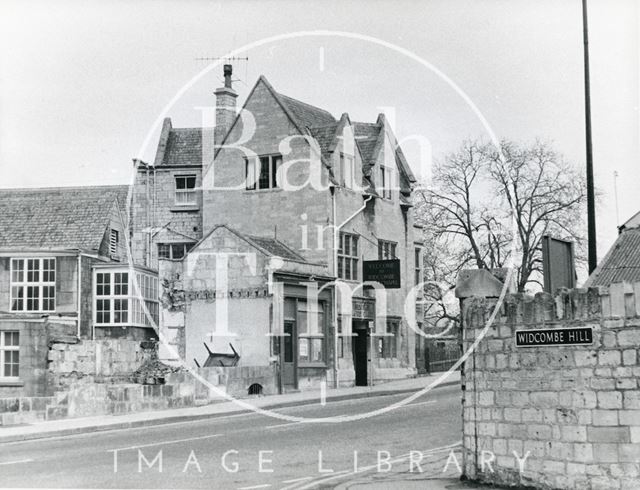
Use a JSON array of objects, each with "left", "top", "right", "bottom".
[{"left": 214, "top": 64, "right": 238, "bottom": 144}]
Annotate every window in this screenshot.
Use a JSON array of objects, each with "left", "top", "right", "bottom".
[
  {"left": 109, "top": 229, "right": 119, "bottom": 256},
  {"left": 379, "top": 165, "right": 393, "bottom": 200},
  {"left": 94, "top": 269, "right": 159, "bottom": 327},
  {"left": 415, "top": 246, "right": 422, "bottom": 286},
  {"left": 175, "top": 175, "right": 197, "bottom": 205},
  {"left": 10, "top": 258, "right": 55, "bottom": 312},
  {"left": 340, "top": 153, "right": 355, "bottom": 189},
  {"left": 245, "top": 154, "right": 282, "bottom": 190},
  {"left": 158, "top": 242, "right": 195, "bottom": 260},
  {"left": 378, "top": 240, "right": 397, "bottom": 260},
  {"left": 338, "top": 233, "right": 359, "bottom": 281},
  {"left": 379, "top": 320, "right": 399, "bottom": 359},
  {"left": 337, "top": 316, "right": 344, "bottom": 358},
  {"left": 0, "top": 331, "right": 19, "bottom": 380},
  {"left": 297, "top": 300, "right": 325, "bottom": 364}
]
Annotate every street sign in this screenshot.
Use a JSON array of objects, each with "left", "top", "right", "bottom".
[
  {"left": 515, "top": 327, "right": 593, "bottom": 347},
  {"left": 363, "top": 259, "right": 401, "bottom": 289}
]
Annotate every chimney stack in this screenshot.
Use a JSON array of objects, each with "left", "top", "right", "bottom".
[{"left": 214, "top": 64, "right": 238, "bottom": 144}]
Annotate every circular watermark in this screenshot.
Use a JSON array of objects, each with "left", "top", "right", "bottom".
[{"left": 124, "top": 30, "right": 517, "bottom": 423}]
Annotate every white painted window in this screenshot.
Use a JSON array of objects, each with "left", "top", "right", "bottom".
[
  {"left": 10, "top": 258, "right": 55, "bottom": 312},
  {"left": 0, "top": 331, "right": 19, "bottom": 380},
  {"left": 94, "top": 269, "right": 159, "bottom": 327},
  {"left": 175, "top": 175, "right": 197, "bottom": 205}
]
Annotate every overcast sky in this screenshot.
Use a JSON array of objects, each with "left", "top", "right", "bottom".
[{"left": 0, "top": 0, "right": 638, "bottom": 257}]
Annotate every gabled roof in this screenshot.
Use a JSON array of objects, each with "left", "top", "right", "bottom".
[
  {"left": 191, "top": 224, "right": 307, "bottom": 263},
  {"left": 308, "top": 124, "right": 338, "bottom": 156},
  {"left": 277, "top": 93, "right": 336, "bottom": 129},
  {"left": 585, "top": 228, "right": 640, "bottom": 286},
  {"left": 0, "top": 185, "right": 128, "bottom": 252},
  {"left": 160, "top": 127, "right": 204, "bottom": 166}
]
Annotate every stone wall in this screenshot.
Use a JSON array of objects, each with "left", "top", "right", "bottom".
[
  {"left": 0, "top": 319, "right": 76, "bottom": 397},
  {"left": 47, "top": 338, "right": 156, "bottom": 390},
  {"left": 461, "top": 282, "right": 640, "bottom": 489}
]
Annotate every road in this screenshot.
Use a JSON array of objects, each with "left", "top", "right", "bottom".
[{"left": 0, "top": 385, "right": 462, "bottom": 489}]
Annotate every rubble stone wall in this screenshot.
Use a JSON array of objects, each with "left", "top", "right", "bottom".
[
  {"left": 47, "top": 339, "right": 156, "bottom": 390},
  {"left": 462, "top": 282, "right": 640, "bottom": 490}
]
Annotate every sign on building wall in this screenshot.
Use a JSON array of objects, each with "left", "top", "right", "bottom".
[
  {"left": 363, "top": 259, "right": 401, "bottom": 289},
  {"left": 515, "top": 327, "right": 593, "bottom": 347}
]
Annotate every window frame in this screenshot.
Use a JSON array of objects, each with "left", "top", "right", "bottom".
[
  {"left": 174, "top": 174, "right": 197, "bottom": 206},
  {"left": 378, "top": 320, "right": 399, "bottom": 359},
  {"left": 296, "top": 299, "right": 326, "bottom": 366},
  {"left": 0, "top": 331, "right": 19, "bottom": 381},
  {"left": 10, "top": 258, "right": 56, "bottom": 313},
  {"left": 414, "top": 246, "right": 423, "bottom": 286},
  {"left": 337, "top": 232, "right": 359, "bottom": 281},
  {"left": 245, "top": 154, "right": 282, "bottom": 191},
  {"left": 378, "top": 240, "right": 397, "bottom": 260},
  {"left": 93, "top": 268, "right": 159, "bottom": 328},
  {"left": 339, "top": 152, "right": 355, "bottom": 189},
  {"left": 157, "top": 242, "right": 195, "bottom": 261},
  {"left": 379, "top": 165, "right": 394, "bottom": 200}
]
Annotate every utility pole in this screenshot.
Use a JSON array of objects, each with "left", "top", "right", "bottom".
[{"left": 583, "top": 0, "right": 597, "bottom": 273}]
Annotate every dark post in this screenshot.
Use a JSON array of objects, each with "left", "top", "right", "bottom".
[{"left": 583, "top": 0, "right": 597, "bottom": 273}]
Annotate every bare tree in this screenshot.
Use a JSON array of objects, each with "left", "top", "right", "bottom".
[{"left": 416, "top": 138, "right": 586, "bottom": 295}]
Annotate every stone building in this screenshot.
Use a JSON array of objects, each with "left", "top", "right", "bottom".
[
  {"left": 131, "top": 65, "right": 424, "bottom": 391},
  {"left": 0, "top": 186, "right": 158, "bottom": 397}
]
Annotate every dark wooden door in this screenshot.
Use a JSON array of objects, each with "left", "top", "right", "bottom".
[
  {"left": 282, "top": 321, "right": 297, "bottom": 388},
  {"left": 352, "top": 327, "right": 368, "bottom": 386}
]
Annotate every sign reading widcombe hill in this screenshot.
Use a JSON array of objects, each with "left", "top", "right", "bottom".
[
  {"left": 515, "top": 327, "right": 593, "bottom": 347},
  {"left": 362, "top": 259, "right": 401, "bottom": 289}
]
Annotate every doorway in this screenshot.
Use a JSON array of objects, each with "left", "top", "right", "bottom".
[
  {"left": 352, "top": 321, "right": 369, "bottom": 386},
  {"left": 282, "top": 320, "right": 297, "bottom": 389}
]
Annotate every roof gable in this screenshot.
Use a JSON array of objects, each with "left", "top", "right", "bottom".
[{"left": 189, "top": 224, "right": 306, "bottom": 263}]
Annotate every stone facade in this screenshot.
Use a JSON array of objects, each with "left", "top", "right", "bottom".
[
  {"left": 460, "top": 281, "right": 640, "bottom": 489},
  {"left": 130, "top": 72, "right": 423, "bottom": 391}
]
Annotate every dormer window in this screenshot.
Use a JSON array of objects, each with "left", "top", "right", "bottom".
[
  {"left": 339, "top": 153, "right": 355, "bottom": 189},
  {"left": 175, "top": 175, "right": 197, "bottom": 205}
]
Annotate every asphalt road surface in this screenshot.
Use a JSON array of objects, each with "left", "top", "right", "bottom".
[{"left": 0, "top": 385, "right": 462, "bottom": 489}]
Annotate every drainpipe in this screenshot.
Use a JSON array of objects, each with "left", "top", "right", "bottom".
[
  {"left": 332, "top": 190, "right": 373, "bottom": 388},
  {"left": 76, "top": 253, "right": 82, "bottom": 338}
]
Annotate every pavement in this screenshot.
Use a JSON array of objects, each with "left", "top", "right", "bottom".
[{"left": 0, "top": 369, "right": 460, "bottom": 444}]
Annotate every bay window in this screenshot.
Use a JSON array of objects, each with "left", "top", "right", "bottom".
[{"left": 94, "top": 268, "right": 159, "bottom": 328}]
